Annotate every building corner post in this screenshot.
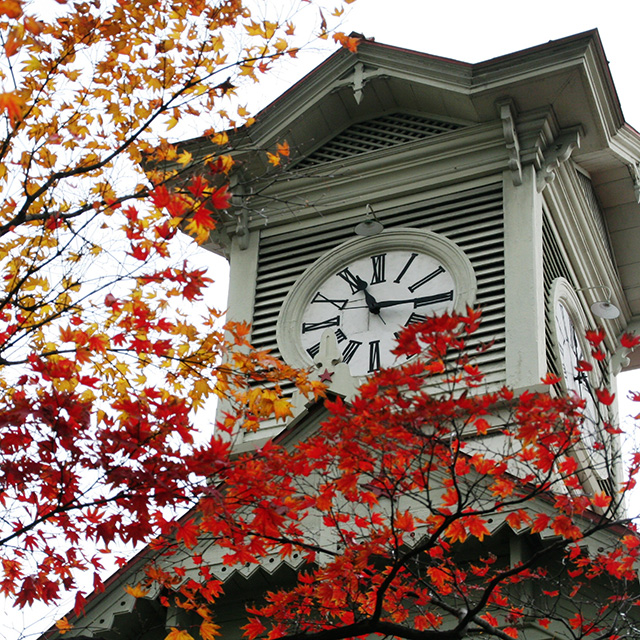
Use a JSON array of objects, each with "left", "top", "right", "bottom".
[{"left": 503, "top": 165, "right": 546, "bottom": 391}]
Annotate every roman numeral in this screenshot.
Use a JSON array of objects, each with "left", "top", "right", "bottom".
[
  {"left": 302, "top": 316, "right": 340, "bottom": 333},
  {"left": 370, "top": 253, "right": 386, "bottom": 285},
  {"left": 368, "top": 340, "right": 381, "bottom": 373},
  {"left": 413, "top": 290, "right": 454, "bottom": 308},
  {"left": 405, "top": 312, "right": 426, "bottom": 326},
  {"left": 408, "top": 266, "right": 445, "bottom": 293},
  {"left": 306, "top": 329, "right": 347, "bottom": 360},
  {"left": 306, "top": 343, "right": 321, "bottom": 359},
  {"left": 342, "top": 340, "right": 362, "bottom": 364},
  {"left": 336, "top": 267, "right": 363, "bottom": 294},
  {"left": 393, "top": 252, "right": 418, "bottom": 284},
  {"left": 311, "top": 291, "right": 349, "bottom": 310}
]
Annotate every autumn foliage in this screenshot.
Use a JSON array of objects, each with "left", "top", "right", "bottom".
[
  {"left": 0, "top": 0, "right": 349, "bottom": 618},
  {"left": 108, "top": 310, "right": 640, "bottom": 640}
]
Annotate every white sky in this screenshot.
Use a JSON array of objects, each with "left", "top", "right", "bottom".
[{"left": 4, "top": 1, "right": 640, "bottom": 638}]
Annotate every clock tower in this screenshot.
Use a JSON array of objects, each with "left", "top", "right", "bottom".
[{"left": 188, "top": 31, "right": 640, "bottom": 464}]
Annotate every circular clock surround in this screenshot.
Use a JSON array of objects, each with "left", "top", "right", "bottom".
[
  {"left": 548, "top": 277, "right": 607, "bottom": 479},
  {"left": 276, "top": 229, "right": 477, "bottom": 376}
]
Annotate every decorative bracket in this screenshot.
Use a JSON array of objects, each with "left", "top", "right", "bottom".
[
  {"left": 234, "top": 208, "right": 249, "bottom": 250},
  {"left": 536, "top": 127, "right": 582, "bottom": 192},
  {"left": 334, "top": 62, "right": 384, "bottom": 104},
  {"left": 612, "top": 320, "right": 640, "bottom": 375},
  {"left": 628, "top": 162, "right": 640, "bottom": 204},
  {"left": 496, "top": 99, "right": 522, "bottom": 186},
  {"left": 311, "top": 329, "right": 358, "bottom": 400}
]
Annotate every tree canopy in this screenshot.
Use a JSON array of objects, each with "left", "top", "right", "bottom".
[
  {"left": 0, "top": 2, "right": 639, "bottom": 640},
  {"left": 0, "top": 0, "right": 349, "bottom": 619},
  {"left": 64, "top": 311, "right": 640, "bottom": 640}
]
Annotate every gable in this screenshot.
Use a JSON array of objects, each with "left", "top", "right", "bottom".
[{"left": 295, "top": 111, "right": 467, "bottom": 168}]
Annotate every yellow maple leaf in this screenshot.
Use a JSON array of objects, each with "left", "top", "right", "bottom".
[
  {"left": 176, "top": 150, "right": 193, "bottom": 166},
  {"left": 239, "top": 67, "right": 256, "bottom": 79},
  {"left": 263, "top": 20, "right": 278, "bottom": 39},
  {"left": 273, "top": 37, "right": 288, "bottom": 52},
  {"left": 210, "top": 131, "right": 228, "bottom": 146},
  {"left": 55, "top": 618, "right": 73, "bottom": 635},
  {"left": 200, "top": 621, "right": 220, "bottom": 640},
  {"left": 125, "top": 583, "right": 150, "bottom": 598},
  {"left": 244, "top": 20, "right": 264, "bottom": 37},
  {"left": 266, "top": 152, "right": 280, "bottom": 166},
  {"left": 273, "top": 397, "right": 293, "bottom": 421}
]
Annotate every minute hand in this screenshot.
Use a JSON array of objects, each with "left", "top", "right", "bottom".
[{"left": 375, "top": 290, "right": 454, "bottom": 309}]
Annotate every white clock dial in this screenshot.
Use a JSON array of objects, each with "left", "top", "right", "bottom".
[
  {"left": 550, "top": 279, "right": 606, "bottom": 480},
  {"left": 276, "top": 229, "right": 477, "bottom": 379},
  {"left": 555, "top": 300, "right": 598, "bottom": 426},
  {"left": 300, "top": 250, "right": 456, "bottom": 376}
]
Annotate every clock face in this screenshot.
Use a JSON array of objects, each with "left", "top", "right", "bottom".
[
  {"left": 299, "top": 249, "right": 456, "bottom": 376},
  {"left": 554, "top": 300, "right": 598, "bottom": 423},
  {"left": 277, "top": 229, "right": 477, "bottom": 379},
  {"left": 550, "top": 279, "right": 607, "bottom": 480}
]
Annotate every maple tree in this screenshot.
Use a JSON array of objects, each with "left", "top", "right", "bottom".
[
  {"left": 0, "top": 0, "right": 353, "bottom": 617},
  {"left": 94, "top": 310, "right": 640, "bottom": 640}
]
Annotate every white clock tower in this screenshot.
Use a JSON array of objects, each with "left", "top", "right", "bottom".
[{"left": 184, "top": 31, "right": 640, "bottom": 460}]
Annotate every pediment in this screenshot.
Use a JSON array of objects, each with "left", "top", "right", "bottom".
[
  {"left": 205, "top": 30, "right": 630, "bottom": 176},
  {"left": 294, "top": 111, "right": 468, "bottom": 168}
]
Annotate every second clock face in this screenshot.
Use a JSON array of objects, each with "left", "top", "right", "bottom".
[
  {"left": 554, "top": 299, "right": 599, "bottom": 428},
  {"left": 299, "top": 249, "right": 456, "bottom": 376}
]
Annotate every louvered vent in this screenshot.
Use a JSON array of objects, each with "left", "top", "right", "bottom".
[
  {"left": 575, "top": 171, "right": 615, "bottom": 263},
  {"left": 252, "top": 183, "right": 506, "bottom": 385},
  {"left": 296, "top": 113, "right": 465, "bottom": 168},
  {"left": 542, "top": 209, "right": 610, "bottom": 387}
]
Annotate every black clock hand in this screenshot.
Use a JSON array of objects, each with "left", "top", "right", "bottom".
[
  {"left": 353, "top": 276, "right": 381, "bottom": 315},
  {"left": 374, "top": 291, "right": 454, "bottom": 309}
]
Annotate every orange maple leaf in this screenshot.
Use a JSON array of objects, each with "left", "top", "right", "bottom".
[
  {"left": 124, "top": 583, "right": 150, "bottom": 598},
  {"left": 55, "top": 618, "right": 73, "bottom": 635},
  {"left": 0, "top": 0, "right": 22, "bottom": 18},
  {"left": 276, "top": 141, "right": 290, "bottom": 157},
  {"left": 242, "top": 618, "right": 266, "bottom": 640},
  {"left": 175, "top": 519, "right": 199, "bottom": 548},
  {"left": 445, "top": 519, "right": 467, "bottom": 543},
  {"left": 200, "top": 621, "right": 220, "bottom": 640},
  {"left": 0, "top": 91, "right": 23, "bottom": 123},
  {"left": 166, "top": 629, "right": 195, "bottom": 640},
  {"left": 465, "top": 515, "right": 490, "bottom": 540}
]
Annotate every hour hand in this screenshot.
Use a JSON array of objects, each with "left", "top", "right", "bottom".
[{"left": 353, "top": 276, "right": 381, "bottom": 314}]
